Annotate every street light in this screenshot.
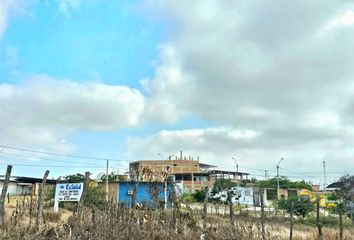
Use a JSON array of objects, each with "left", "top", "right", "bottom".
[
  {"left": 322, "top": 160, "right": 327, "bottom": 191},
  {"left": 277, "top": 157, "right": 284, "bottom": 200},
  {"left": 158, "top": 153, "right": 165, "bottom": 161},
  {"left": 231, "top": 157, "right": 239, "bottom": 180}
]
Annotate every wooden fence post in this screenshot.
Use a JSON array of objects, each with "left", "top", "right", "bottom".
[
  {"left": 289, "top": 200, "right": 294, "bottom": 240},
  {"left": 316, "top": 196, "right": 323, "bottom": 240},
  {"left": 29, "top": 192, "right": 33, "bottom": 225},
  {"left": 203, "top": 186, "right": 209, "bottom": 231},
  {"left": 77, "top": 172, "right": 90, "bottom": 213},
  {"left": 80, "top": 172, "right": 90, "bottom": 204},
  {"left": 338, "top": 203, "right": 343, "bottom": 240},
  {"left": 260, "top": 189, "right": 266, "bottom": 240},
  {"left": 36, "top": 170, "right": 49, "bottom": 230},
  {"left": 0, "top": 165, "right": 12, "bottom": 228},
  {"left": 228, "top": 191, "right": 235, "bottom": 233},
  {"left": 171, "top": 182, "right": 177, "bottom": 229}
]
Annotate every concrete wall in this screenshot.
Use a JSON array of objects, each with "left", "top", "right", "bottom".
[
  {"left": 231, "top": 187, "right": 254, "bottom": 205},
  {"left": 0, "top": 182, "right": 32, "bottom": 196},
  {"left": 130, "top": 160, "right": 200, "bottom": 175},
  {"left": 213, "top": 187, "right": 255, "bottom": 206},
  {"left": 97, "top": 182, "right": 119, "bottom": 204},
  {"left": 118, "top": 182, "right": 172, "bottom": 208},
  {"left": 181, "top": 180, "right": 213, "bottom": 192}
]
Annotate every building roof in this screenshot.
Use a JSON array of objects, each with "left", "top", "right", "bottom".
[
  {"left": 15, "top": 176, "right": 57, "bottom": 184},
  {"left": 199, "top": 162, "right": 217, "bottom": 168},
  {"left": 327, "top": 181, "right": 343, "bottom": 189},
  {"left": 0, "top": 175, "right": 57, "bottom": 184},
  {"left": 173, "top": 172, "right": 210, "bottom": 176},
  {"left": 208, "top": 169, "right": 250, "bottom": 176},
  {"left": 129, "top": 160, "right": 216, "bottom": 168}
]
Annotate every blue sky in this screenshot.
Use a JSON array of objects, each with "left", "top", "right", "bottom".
[
  {"left": 0, "top": 0, "right": 163, "bottom": 177},
  {"left": 2, "top": 1, "right": 161, "bottom": 87},
  {"left": 0, "top": 0, "right": 213, "bottom": 178},
  {"left": 1, "top": 0, "right": 354, "bottom": 184}
]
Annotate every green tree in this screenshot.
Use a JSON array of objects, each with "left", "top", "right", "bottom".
[
  {"left": 212, "top": 179, "right": 238, "bottom": 194},
  {"left": 335, "top": 174, "right": 354, "bottom": 202},
  {"left": 60, "top": 173, "right": 85, "bottom": 183},
  {"left": 239, "top": 178, "right": 257, "bottom": 187},
  {"left": 192, "top": 190, "right": 206, "bottom": 202},
  {"left": 276, "top": 196, "right": 314, "bottom": 218},
  {"left": 101, "top": 172, "right": 122, "bottom": 182},
  {"left": 258, "top": 177, "right": 312, "bottom": 190}
]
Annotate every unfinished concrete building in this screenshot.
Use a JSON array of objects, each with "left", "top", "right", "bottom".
[{"left": 129, "top": 156, "right": 249, "bottom": 193}]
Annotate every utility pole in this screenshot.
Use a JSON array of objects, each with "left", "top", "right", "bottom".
[
  {"left": 164, "top": 156, "right": 167, "bottom": 210},
  {"left": 277, "top": 157, "right": 284, "bottom": 200},
  {"left": 322, "top": 160, "right": 327, "bottom": 191},
  {"left": 231, "top": 157, "right": 239, "bottom": 177},
  {"left": 190, "top": 158, "right": 195, "bottom": 193},
  {"left": 232, "top": 157, "right": 240, "bottom": 187},
  {"left": 106, "top": 159, "right": 109, "bottom": 202}
]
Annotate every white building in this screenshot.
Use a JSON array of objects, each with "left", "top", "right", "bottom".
[
  {"left": 211, "top": 187, "right": 255, "bottom": 206},
  {"left": 0, "top": 176, "right": 56, "bottom": 196}
]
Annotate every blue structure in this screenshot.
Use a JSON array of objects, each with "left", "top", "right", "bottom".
[{"left": 118, "top": 181, "right": 173, "bottom": 208}]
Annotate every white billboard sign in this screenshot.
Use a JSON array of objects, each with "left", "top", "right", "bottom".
[{"left": 54, "top": 183, "right": 83, "bottom": 212}]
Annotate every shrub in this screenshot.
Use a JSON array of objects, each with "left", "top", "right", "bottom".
[
  {"left": 275, "top": 196, "right": 314, "bottom": 218},
  {"left": 181, "top": 193, "right": 195, "bottom": 203},
  {"left": 258, "top": 177, "right": 312, "bottom": 190},
  {"left": 83, "top": 187, "right": 107, "bottom": 209},
  {"left": 63, "top": 202, "right": 78, "bottom": 211},
  {"left": 192, "top": 190, "right": 206, "bottom": 202},
  {"left": 43, "top": 211, "right": 62, "bottom": 223},
  {"left": 296, "top": 214, "right": 353, "bottom": 228}
]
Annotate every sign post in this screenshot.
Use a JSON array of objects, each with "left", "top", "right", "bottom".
[{"left": 54, "top": 183, "right": 83, "bottom": 212}]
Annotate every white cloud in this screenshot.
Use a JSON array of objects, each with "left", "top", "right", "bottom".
[
  {"left": 137, "top": 0, "right": 354, "bottom": 181},
  {"left": 141, "top": 45, "right": 195, "bottom": 123},
  {"left": 326, "top": 10, "right": 354, "bottom": 30},
  {"left": 0, "top": 0, "right": 28, "bottom": 37},
  {"left": 125, "top": 125, "right": 353, "bottom": 181},
  {"left": 54, "top": 0, "right": 90, "bottom": 18},
  {"left": 0, "top": 75, "right": 145, "bottom": 151},
  {"left": 126, "top": 126, "right": 259, "bottom": 163},
  {"left": 141, "top": 0, "right": 354, "bottom": 132}
]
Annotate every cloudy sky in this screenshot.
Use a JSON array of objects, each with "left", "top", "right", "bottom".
[{"left": 0, "top": 0, "right": 354, "bottom": 183}]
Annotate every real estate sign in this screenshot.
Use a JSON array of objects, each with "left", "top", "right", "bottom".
[{"left": 54, "top": 183, "right": 83, "bottom": 212}]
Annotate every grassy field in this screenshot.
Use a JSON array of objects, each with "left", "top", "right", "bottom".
[{"left": 1, "top": 196, "right": 353, "bottom": 239}]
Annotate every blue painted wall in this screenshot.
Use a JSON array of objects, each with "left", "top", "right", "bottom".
[{"left": 118, "top": 182, "right": 173, "bottom": 208}]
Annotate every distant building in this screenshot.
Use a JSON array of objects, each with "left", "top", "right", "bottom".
[
  {"left": 311, "top": 184, "right": 320, "bottom": 192},
  {"left": 129, "top": 158, "right": 249, "bottom": 192},
  {"left": 0, "top": 176, "right": 56, "bottom": 196},
  {"left": 98, "top": 181, "right": 173, "bottom": 208},
  {"left": 326, "top": 181, "right": 343, "bottom": 191},
  {"left": 212, "top": 187, "right": 254, "bottom": 205}
]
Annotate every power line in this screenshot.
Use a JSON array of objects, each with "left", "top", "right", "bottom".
[
  {"left": 0, "top": 151, "right": 104, "bottom": 166},
  {"left": 279, "top": 167, "right": 348, "bottom": 175},
  {"left": 0, "top": 163, "right": 105, "bottom": 168},
  {"left": 0, "top": 144, "right": 127, "bottom": 162}
]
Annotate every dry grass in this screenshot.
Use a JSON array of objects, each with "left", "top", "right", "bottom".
[{"left": 0, "top": 197, "right": 353, "bottom": 239}]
